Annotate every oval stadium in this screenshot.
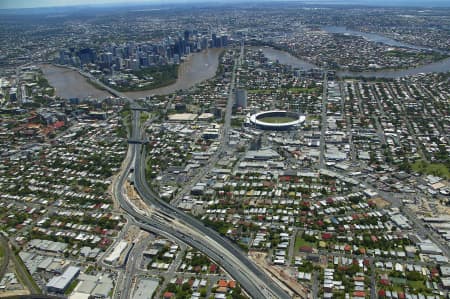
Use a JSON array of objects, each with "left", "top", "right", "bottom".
[{"left": 249, "top": 110, "right": 305, "bottom": 130}]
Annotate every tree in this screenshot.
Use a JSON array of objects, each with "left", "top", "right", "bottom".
[
  {"left": 182, "top": 282, "right": 191, "bottom": 291},
  {"left": 398, "top": 159, "right": 411, "bottom": 173},
  {"left": 166, "top": 283, "right": 177, "bottom": 293}
]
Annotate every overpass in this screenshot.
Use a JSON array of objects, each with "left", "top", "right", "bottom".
[
  {"left": 110, "top": 47, "right": 292, "bottom": 298},
  {"left": 128, "top": 109, "right": 291, "bottom": 299}
]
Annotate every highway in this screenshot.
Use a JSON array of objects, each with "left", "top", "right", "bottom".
[
  {"left": 119, "top": 241, "right": 141, "bottom": 299},
  {"left": 111, "top": 77, "right": 291, "bottom": 298},
  {"left": 131, "top": 117, "right": 290, "bottom": 298},
  {"left": 113, "top": 142, "right": 288, "bottom": 299}
]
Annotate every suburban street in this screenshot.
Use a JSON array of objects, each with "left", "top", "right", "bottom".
[
  {"left": 171, "top": 42, "right": 243, "bottom": 207},
  {"left": 319, "top": 72, "right": 328, "bottom": 168},
  {"left": 109, "top": 83, "right": 291, "bottom": 298}
]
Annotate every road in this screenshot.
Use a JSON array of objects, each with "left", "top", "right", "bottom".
[
  {"left": 319, "top": 72, "right": 328, "bottom": 168},
  {"left": 152, "top": 244, "right": 187, "bottom": 299},
  {"left": 339, "top": 82, "right": 357, "bottom": 162},
  {"left": 287, "top": 229, "right": 297, "bottom": 265},
  {"left": 311, "top": 271, "right": 319, "bottom": 299},
  {"left": 0, "top": 235, "right": 11, "bottom": 283},
  {"left": 171, "top": 42, "right": 243, "bottom": 206},
  {"left": 326, "top": 166, "right": 450, "bottom": 258},
  {"left": 119, "top": 239, "right": 147, "bottom": 299},
  {"left": 132, "top": 140, "right": 290, "bottom": 299},
  {"left": 111, "top": 101, "right": 290, "bottom": 297},
  {"left": 8, "top": 240, "right": 42, "bottom": 295},
  {"left": 369, "top": 257, "right": 376, "bottom": 299}
]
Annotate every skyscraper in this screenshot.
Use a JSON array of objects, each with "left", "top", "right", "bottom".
[
  {"left": 236, "top": 89, "right": 247, "bottom": 108},
  {"left": 221, "top": 35, "right": 228, "bottom": 47},
  {"left": 212, "top": 33, "right": 217, "bottom": 48},
  {"left": 78, "top": 48, "right": 96, "bottom": 65}
]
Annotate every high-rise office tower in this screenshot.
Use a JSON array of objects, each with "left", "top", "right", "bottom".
[{"left": 236, "top": 89, "right": 247, "bottom": 108}]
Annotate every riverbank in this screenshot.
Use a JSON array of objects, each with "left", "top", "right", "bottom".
[
  {"left": 255, "top": 46, "right": 450, "bottom": 79},
  {"left": 336, "top": 57, "right": 450, "bottom": 78},
  {"left": 251, "top": 33, "right": 449, "bottom": 78},
  {"left": 112, "top": 64, "right": 179, "bottom": 92},
  {"left": 124, "top": 48, "right": 224, "bottom": 97},
  {"left": 322, "top": 26, "right": 448, "bottom": 54},
  {"left": 41, "top": 48, "right": 224, "bottom": 99},
  {"left": 41, "top": 64, "right": 111, "bottom": 99},
  {"left": 249, "top": 43, "right": 318, "bottom": 70}
]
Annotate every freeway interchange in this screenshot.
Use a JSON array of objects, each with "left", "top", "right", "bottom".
[{"left": 112, "top": 55, "right": 292, "bottom": 298}]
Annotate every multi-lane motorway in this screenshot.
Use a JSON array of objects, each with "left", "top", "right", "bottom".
[
  {"left": 111, "top": 49, "right": 291, "bottom": 298},
  {"left": 132, "top": 143, "right": 290, "bottom": 299},
  {"left": 113, "top": 134, "right": 290, "bottom": 299}
]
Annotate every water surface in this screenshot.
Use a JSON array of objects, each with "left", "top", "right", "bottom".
[
  {"left": 322, "top": 26, "right": 438, "bottom": 52},
  {"left": 41, "top": 64, "right": 111, "bottom": 99},
  {"left": 254, "top": 47, "right": 317, "bottom": 70},
  {"left": 42, "top": 48, "right": 223, "bottom": 99},
  {"left": 257, "top": 46, "right": 450, "bottom": 78},
  {"left": 124, "top": 48, "right": 223, "bottom": 98}
]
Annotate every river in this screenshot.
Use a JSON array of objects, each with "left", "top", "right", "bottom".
[
  {"left": 41, "top": 64, "right": 111, "bottom": 99},
  {"left": 42, "top": 48, "right": 223, "bottom": 99},
  {"left": 318, "top": 26, "right": 450, "bottom": 77},
  {"left": 322, "top": 26, "right": 438, "bottom": 52},
  {"left": 252, "top": 46, "right": 317, "bottom": 70},
  {"left": 124, "top": 48, "right": 223, "bottom": 98},
  {"left": 336, "top": 57, "right": 450, "bottom": 78},
  {"left": 43, "top": 43, "right": 449, "bottom": 98},
  {"left": 256, "top": 47, "right": 450, "bottom": 78}
]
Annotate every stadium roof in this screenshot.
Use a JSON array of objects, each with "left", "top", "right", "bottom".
[{"left": 249, "top": 110, "right": 305, "bottom": 128}]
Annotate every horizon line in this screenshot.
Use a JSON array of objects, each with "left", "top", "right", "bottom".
[{"left": 1, "top": 0, "right": 450, "bottom": 11}]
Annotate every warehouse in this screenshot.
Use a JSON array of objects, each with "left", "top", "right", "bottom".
[
  {"left": 104, "top": 240, "right": 128, "bottom": 265},
  {"left": 46, "top": 266, "right": 80, "bottom": 293}
]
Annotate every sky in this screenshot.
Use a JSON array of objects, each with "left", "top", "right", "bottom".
[
  {"left": 0, "top": 0, "right": 449, "bottom": 9},
  {"left": 0, "top": 0, "right": 159, "bottom": 9}
]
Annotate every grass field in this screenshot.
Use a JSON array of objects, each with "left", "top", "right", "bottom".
[
  {"left": 411, "top": 160, "right": 450, "bottom": 179},
  {"left": 258, "top": 116, "right": 296, "bottom": 124},
  {"left": 248, "top": 87, "right": 318, "bottom": 94},
  {"left": 407, "top": 280, "right": 426, "bottom": 290},
  {"left": 65, "top": 279, "right": 80, "bottom": 295},
  {"left": 294, "top": 232, "right": 315, "bottom": 254},
  {"left": 248, "top": 89, "right": 273, "bottom": 94}
]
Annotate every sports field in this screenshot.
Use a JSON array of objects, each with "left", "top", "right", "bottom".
[{"left": 257, "top": 116, "right": 297, "bottom": 124}]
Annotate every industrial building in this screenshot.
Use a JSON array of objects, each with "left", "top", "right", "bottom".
[
  {"left": 132, "top": 278, "right": 159, "bottom": 299},
  {"left": 104, "top": 240, "right": 129, "bottom": 265},
  {"left": 46, "top": 266, "right": 80, "bottom": 294}
]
